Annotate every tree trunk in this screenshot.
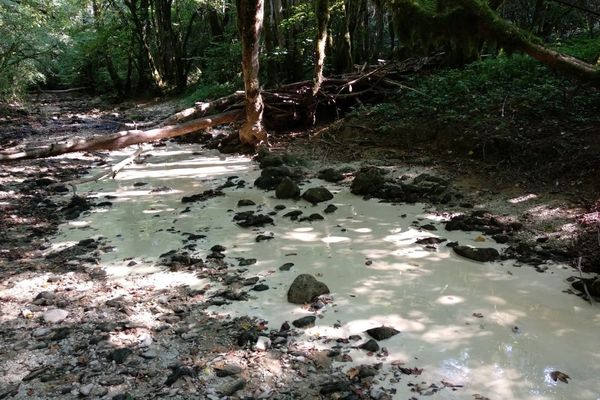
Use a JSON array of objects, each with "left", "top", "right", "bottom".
[
  {"left": 313, "top": 0, "right": 330, "bottom": 95},
  {"left": 236, "top": 0, "right": 268, "bottom": 146},
  {"left": 335, "top": 0, "right": 353, "bottom": 73}
]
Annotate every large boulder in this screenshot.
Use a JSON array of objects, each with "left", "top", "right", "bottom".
[
  {"left": 453, "top": 245, "right": 499, "bottom": 262},
  {"left": 276, "top": 177, "right": 300, "bottom": 199},
  {"left": 351, "top": 167, "right": 386, "bottom": 196},
  {"left": 288, "top": 274, "right": 330, "bottom": 304},
  {"left": 302, "top": 187, "right": 333, "bottom": 204}
]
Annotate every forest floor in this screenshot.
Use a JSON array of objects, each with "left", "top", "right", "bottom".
[{"left": 0, "top": 92, "right": 599, "bottom": 400}]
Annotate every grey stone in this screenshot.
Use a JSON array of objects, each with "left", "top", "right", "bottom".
[
  {"left": 318, "top": 168, "right": 344, "bottom": 182},
  {"left": 276, "top": 177, "right": 300, "bottom": 199},
  {"left": 279, "top": 263, "right": 294, "bottom": 271},
  {"left": 287, "top": 274, "right": 330, "bottom": 304},
  {"left": 351, "top": 167, "right": 386, "bottom": 195},
  {"left": 215, "top": 364, "right": 243, "bottom": 377},
  {"left": 359, "top": 339, "right": 380, "bottom": 352},
  {"left": 292, "top": 316, "right": 316, "bottom": 328},
  {"left": 43, "top": 309, "right": 68, "bottom": 324},
  {"left": 237, "top": 199, "right": 256, "bottom": 207},
  {"left": 366, "top": 326, "right": 400, "bottom": 340},
  {"left": 109, "top": 348, "right": 132, "bottom": 364},
  {"left": 302, "top": 187, "right": 334, "bottom": 204},
  {"left": 218, "top": 377, "right": 246, "bottom": 396},
  {"left": 453, "top": 245, "right": 500, "bottom": 262},
  {"left": 323, "top": 204, "right": 338, "bottom": 214}
]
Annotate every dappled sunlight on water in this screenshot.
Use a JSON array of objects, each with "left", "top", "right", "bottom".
[{"left": 48, "top": 144, "right": 600, "bottom": 399}]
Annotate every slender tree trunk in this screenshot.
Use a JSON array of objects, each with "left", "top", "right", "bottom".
[
  {"left": 91, "top": 0, "right": 124, "bottom": 97},
  {"left": 264, "top": 0, "right": 278, "bottom": 86},
  {"left": 373, "top": 0, "right": 384, "bottom": 59},
  {"left": 335, "top": 0, "right": 353, "bottom": 72},
  {"left": 313, "top": 0, "right": 330, "bottom": 95},
  {"left": 236, "top": 0, "right": 268, "bottom": 146}
]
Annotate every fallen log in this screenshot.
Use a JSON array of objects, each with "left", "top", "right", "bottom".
[
  {"left": 0, "top": 110, "right": 242, "bottom": 162},
  {"left": 1, "top": 57, "right": 438, "bottom": 162}
]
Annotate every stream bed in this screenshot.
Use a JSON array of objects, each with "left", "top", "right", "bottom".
[{"left": 49, "top": 144, "right": 600, "bottom": 400}]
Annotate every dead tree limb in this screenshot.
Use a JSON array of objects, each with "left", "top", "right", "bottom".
[{"left": 0, "top": 110, "right": 242, "bottom": 162}]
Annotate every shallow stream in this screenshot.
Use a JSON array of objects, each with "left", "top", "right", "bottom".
[{"left": 52, "top": 145, "right": 600, "bottom": 400}]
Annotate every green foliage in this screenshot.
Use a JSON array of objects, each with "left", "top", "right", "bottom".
[
  {"left": 553, "top": 37, "right": 600, "bottom": 63},
  {"left": 362, "top": 37, "right": 600, "bottom": 132},
  {"left": 0, "top": 0, "right": 74, "bottom": 99},
  {"left": 181, "top": 81, "right": 239, "bottom": 107},
  {"left": 201, "top": 40, "right": 243, "bottom": 84}
]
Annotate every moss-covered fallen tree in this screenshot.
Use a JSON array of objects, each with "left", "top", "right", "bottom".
[{"left": 391, "top": 0, "right": 600, "bottom": 85}]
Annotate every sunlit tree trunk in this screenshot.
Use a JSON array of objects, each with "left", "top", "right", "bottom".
[
  {"left": 236, "top": 0, "right": 268, "bottom": 146},
  {"left": 312, "top": 0, "right": 330, "bottom": 95}
]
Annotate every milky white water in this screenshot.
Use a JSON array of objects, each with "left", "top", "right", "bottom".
[{"left": 52, "top": 145, "right": 600, "bottom": 400}]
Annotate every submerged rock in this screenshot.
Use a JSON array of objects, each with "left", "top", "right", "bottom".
[
  {"left": 279, "top": 263, "right": 294, "bottom": 271},
  {"left": 453, "top": 245, "right": 500, "bottom": 262},
  {"left": 288, "top": 274, "right": 330, "bottom": 304},
  {"left": 302, "top": 187, "right": 333, "bottom": 203},
  {"left": 181, "top": 189, "right": 224, "bottom": 203},
  {"left": 323, "top": 204, "right": 338, "bottom": 214}
]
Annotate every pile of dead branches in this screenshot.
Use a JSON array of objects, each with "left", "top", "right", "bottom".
[{"left": 0, "top": 56, "right": 437, "bottom": 162}]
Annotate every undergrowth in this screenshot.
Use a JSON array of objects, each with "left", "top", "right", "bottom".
[{"left": 358, "top": 37, "right": 600, "bottom": 133}]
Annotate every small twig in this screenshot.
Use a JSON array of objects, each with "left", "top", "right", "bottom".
[
  {"left": 501, "top": 95, "right": 508, "bottom": 117},
  {"left": 59, "top": 146, "right": 146, "bottom": 196}
]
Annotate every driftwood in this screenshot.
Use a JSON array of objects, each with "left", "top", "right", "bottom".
[
  {"left": 0, "top": 57, "right": 436, "bottom": 162},
  {"left": 0, "top": 110, "right": 242, "bottom": 162}
]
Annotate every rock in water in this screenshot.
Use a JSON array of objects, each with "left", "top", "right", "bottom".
[
  {"left": 318, "top": 168, "right": 344, "bottom": 182},
  {"left": 237, "top": 199, "right": 256, "bottom": 207},
  {"left": 287, "top": 274, "right": 330, "bottom": 304},
  {"left": 366, "top": 326, "right": 400, "bottom": 340},
  {"left": 351, "top": 167, "right": 386, "bottom": 195},
  {"left": 359, "top": 339, "right": 380, "bottom": 352},
  {"left": 254, "top": 166, "right": 292, "bottom": 190},
  {"left": 276, "top": 177, "right": 300, "bottom": 199},
  {"left": 323, "top": 204, "right": 338, "bottom": 214},
  {"left": 292, "top": 316, "right": 316, "bottom": 328},
  {"left": 302, "top": 187, "right": 334, "bottom": 204},
  {"left": 453, "top": 245, "right": 500, "bottom": 262}
]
